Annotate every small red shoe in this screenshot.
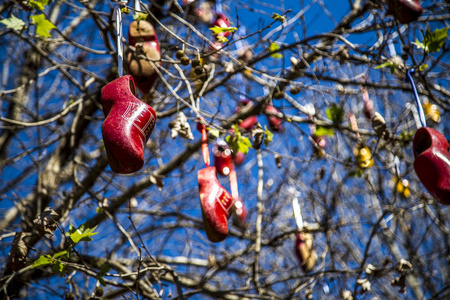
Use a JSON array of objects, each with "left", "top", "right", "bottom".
[
  {"left": 312, "top": 134, "right": 327, "bottom": 157},
  {"left": 213, "top": 13, "right": 231, "bottom": 39},
  {"left": 128, "top": 20, "right": 159, "bottom": 46},
  {"left": 295, "top": 232, "right": 317, "bottom": 273},
  {"left": 126, "top": 21, "right": 161, "bottom": 93},
  {"left": 236, "top": 99, "right": 258, "bottom": 131},
  {"left": 198, "top": 167, "right": 235, "bottom": 242},
  {"left": 386, "top": 0, "right": 423, "bottom": 24},
  {"left": 264, "top": 105, "right": 283, "bottom": 132},
  {"left": 213, "top": 141, "right": 234, "bottom": 176},
  {"left": 413, "top": 127, "right": 450, "bottom": 204},
  {"left": 232, "top": 150, "right": 246, "bottom": 166},
  {"left": 101, "top": 75, "right": 157, "bottom": 174}
]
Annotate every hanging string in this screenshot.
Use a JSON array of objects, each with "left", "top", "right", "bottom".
[
  {"left": 134, "top": 0, "right": 141, "bottom": 12},
  {"left": 112, "top": 0, "right": 127, "bottom": 77},
  {"left": 229, "top": 169, "right": 239, "bottom": 200},
  {"left": 235, "top": 27, "right": 247, "bottom": 100},
  {"left": 348, "top": 112, "right": 361, "bottom": 140},
  {"left": 394, "top": 156, "right": 400, "bottom": 177},
  {"left": 387, "top": 40, "right": 396, "bottom": 57},
  {"left": 216, "top": 0, "right": 223, "bottom": 14},
  {"left": 406, "top": 69, "right": 426, "bottom": 128},
  {"left": 200, "top": 124, "right": 210, "bottom": 166},
  {"left": 292, "top": 192, "right": 303, "bottom": 230}
]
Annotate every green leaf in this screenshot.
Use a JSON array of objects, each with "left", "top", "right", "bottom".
[
  {"left": 208, "top": 128, "right": 220, "bottom": 139},
  {"left": 67, "top": 222, "right": 98, "bottom": 244},
  {"left": 209, "top": 26, "right": 237, "bottom": 35},
  {"left": 216, "top": 36, "right": 228, "bottom": 43},
  {"left": 418, "top": 64, "right": 428, "bottom": 72},
  {"left": 31, "top": 14, "right": 56, "bottom": 38},
  {"left": 412, "top": 39, "right": 425, "bottom": 51},
  {"left": 52, "top": 250, "right": 68, "bottom": 259},
  {"left": 271, "top": 13, "right": 286, "bottom": 23},
  {"left": 52, "top": 261, "right": 66, "bottom": 274},
  {"left": 0, "top": 15, "right": 26, "bottom": 31},
  {"left": 325, "top": 104, "right": 344, "bottom": 125},
  {"left": 97, "top": 263, "right": 111, "bottom": 286},
  {"left": 269, "top": 42, "right": 283, "bottom": 59},
  {"left": 349, "top": 168, "right": 364, "bottom": 178},
  {"left": 32, "top": 255, "right": 52, "bottom": 268},
  {"left": 414, "top": 27, "right": 449, "bottom": 53},
  {"left": 264, "top": 126, "right": 273, "bottom": 146},
  {"left": 374, "top": 61, "right": 398, "bottom": 74},
  {"left": 226, "top": 125, "right": 253, "bottom": 155},
  {"left": 29, "top": 0, "right": 49, "bottom": 11},
  {"left": 133, "top": 12, "right": 148, "bottom": 21},
  {"left": 121, "top": 7, "right": 130, "bottom": 14},
  {"left": 314, "top": 126, "right": 334, "bottom": 137}
]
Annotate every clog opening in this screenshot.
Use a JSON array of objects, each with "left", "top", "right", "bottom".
[
  {"left": 414, "top": 129, "right": 432, "bottom": 156},
  {"left": 129, "top": 79, "right": 136, "bottom": 95}
]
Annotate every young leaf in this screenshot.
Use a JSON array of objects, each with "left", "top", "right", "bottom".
[
  {"left": 216, "top": 36, "right": 228, "bottom": 43},
  {"left": 133, "top": 12, "right": 148, "bottom": 21},
  {"left": 374, "top": 61, "right": 397, "bottom": 74},
  {"left": 414, "top": 27, "right": 449, "bottom": 53},
  {"left": 97, "top": 263, "right": 111, "bottom": 286},
  {"left": 272, "top": 13, "right": 286, "bottom": 23},
  {"left": 269, "top": 42, "right": 283, "bottom": 59},
  {"left": 209, "top": 26, "right": 237, "bottom": 35},
  {"left": 226, "top": 125, "right": 253, "bottom": 154},
  {"left": 52, "top": 250, "right": 68, "bottom": 259},
  {"left": 31, "top": 14, "right": 56, "bottom": 38},
  {"left": 325, "top": 104, "right": 344, "bottom": 125},
  {"left": 32, "top": 255, "right": 52, "bottom": 268},
  {"left": 0, "top": 15, "right": 26, "bottom": 31},
  {"left": 67, "top": 222, "right": 98, "bottom": 244},
  {"left": 314, "top": 126, "right": 334, "bottom": 137},
  {"left": 52, "top": 261, "right": 66, "bottom": 274},
  {"left": 264, "top": 126, "right": 273, "bottom": 146},
  {"left": 418, "top": 64, "right": 428, "bottom": 72},
  {"left": 29, "top": 0, "right": 49, "bottom": 11},
  {"left": 208, "top": 128, "right": 220, "bottom": 139}
]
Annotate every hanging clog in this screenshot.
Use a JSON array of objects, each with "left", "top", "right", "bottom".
[
  {"left": 386, "top": 0, "right": 423, "bottom": 24},
  {"left": 101, "top": 75, "right": 156, "bottom": 174},
  {"left": 213, "top": 141, "right": 234, "bottom": 176},
  {"left": 312, "top": 134, "right": 327, "bottom": 157},
  {"left": 125, "top": 20, "right": 161, "bottom": 93},
  {"left": 295, "top": 232, "right": 317, "bottom": 273},
  {"left": 236, "top": 99, "right": 258, "bottom": 131},
  {"left": 413, "top": 127, "right": 450, "bottom": 204},
  {"left": 198, "top": 167, "right": 235, "bottom": 242},
  {"left": 213, "top": 13, "right": 231, "bottom": 39},
  {"left": 232, "top": 150, "right": 246, "bottom": 166},
  {"left": 264, "top": 104, "right": 283, "bottom": 132}
]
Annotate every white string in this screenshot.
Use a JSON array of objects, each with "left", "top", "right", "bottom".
[
  {"left": 112, "top": 1, "right": 127, "bottom": 77},
  {"left": 406, "top": 69, "right": 427, "bottom": 128},
  {"left": 292, "top": 196, "right": 303, "bottom": 230},
  {"left": 135, "top": 0, "right": 141, "bottom": 13},
  {"left": 387, "top": 40, "right": 396, "bottom": 57},
  {"left": 216, "top": 0, "right": 223, "bottom": 14},
  {"left": 289, "top": 186, "right": 303, "bottom": 230}
]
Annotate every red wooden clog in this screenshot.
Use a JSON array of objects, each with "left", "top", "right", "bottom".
[
  {"left": 386, "top": 0, "right": 423, "bottom": 24},
  {"left": 413, "top": 127, "right": 450, "bottom": 204},
  {"left": 101, "top": 75, "right": 156, "bottom": 174},
  {"left": 198, "top": 167, "right": 234, "bottom": 242}
]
